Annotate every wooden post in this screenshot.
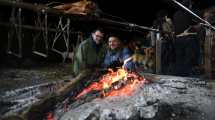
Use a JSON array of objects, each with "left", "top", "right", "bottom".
[
  {"left": 155, "top": 33, "right": 162, "bottom": 74},
  {"left": 204, "top": 29, "right": 214, "bottom": 79}
]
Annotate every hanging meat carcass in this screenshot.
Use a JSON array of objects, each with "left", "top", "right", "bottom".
[{"left": 53, "top": 0, "right": 100, "bottom": 16}]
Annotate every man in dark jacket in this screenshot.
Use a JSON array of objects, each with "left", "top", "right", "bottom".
[{"left": 72, "top": 28, "right": 106, "bottom": 76}]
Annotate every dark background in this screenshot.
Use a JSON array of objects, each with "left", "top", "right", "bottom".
[
  {"left": 25, "top": 0, "right": 215, "bottom": 26},
  {"left": 97, "top": 0, "right": 215, "bottom": 26}
]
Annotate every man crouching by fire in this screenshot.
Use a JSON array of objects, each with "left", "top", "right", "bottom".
[{"left": 103, "top": 34, "right": 136, "bottom": 71}]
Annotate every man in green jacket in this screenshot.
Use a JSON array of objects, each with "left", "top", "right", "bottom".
[{"left": 73, "top": 28, "right": 106, "bottom": 76}]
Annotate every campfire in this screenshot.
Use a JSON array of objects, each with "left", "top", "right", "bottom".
[
  {"left": 75, "top": 68, "right": 146, "bottom": 99},
  {"left": 2, "top": 67, "right": 213, "bottom": 120},
  {"left": 44, "top": 68, "right": 146, "bottom": 120}
]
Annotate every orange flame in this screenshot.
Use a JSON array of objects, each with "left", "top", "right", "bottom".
[{"left": 75, "top": 68, "right": 145, "bottom": 99}]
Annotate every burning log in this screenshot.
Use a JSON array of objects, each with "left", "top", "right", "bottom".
[
  {"left": 21, "top": 69, "right": 100, "bottom": 120},
  {"left": 75, "top": 69, "right": 145, "bottom": 100},
  {"left": 0, "top": 69, "right": 101, "bottom": 120},
  {"left": 67, "top": 69, "right": 146, "bottom": 110}
]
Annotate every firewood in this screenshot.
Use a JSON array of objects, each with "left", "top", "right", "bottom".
[
  {"left": 56, "top": 69, "right": 93, "bottom": 97},
  {"left": 2, "top": 69, "right": 102, "bottom": 120},
  {"left": 21, "top": 69, "right": 94, "bottom": 120}
]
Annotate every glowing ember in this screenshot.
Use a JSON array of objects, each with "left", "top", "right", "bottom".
[
  {"left": 75, "top": 68, "right": 145, "bottom": 99},
  {"left": 46, "top": 112, "right": 55, "bottom": 120}
]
